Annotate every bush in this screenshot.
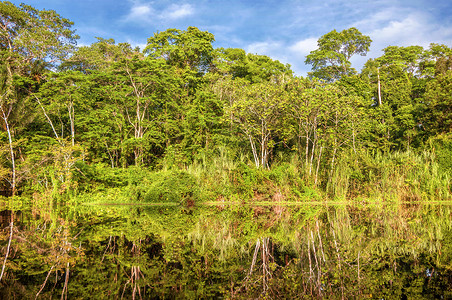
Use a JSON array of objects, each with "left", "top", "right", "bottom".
[
  {"left": 429, "top": 133, "right": 452, "bottom": 174},
  {"left": 144, "top": 171, "right": 198, "bottom": 204}
]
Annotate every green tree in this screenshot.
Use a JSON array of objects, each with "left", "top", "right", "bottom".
[
  {"left": 181, "top": 89, "right": 224, "bottom": 160},
  {"left": 0, "top": 1, "right": 78, "bottom": 194},
  {"left": 213, "top": 48, "right": 292, "bottom": 83},
  {"left": 420, "top": 71, "right": 452, "bottom": 135},
  {"left": 61, "top": 37, "right": 137, "bottom": 72},
  {"left": 145, "top": 26, "right": 215, "bottom": 95},
  {"left": 418, "top": 43, "right": 452, "bottom": 77},
  {"left": 282, "top": 77, "right": 323, "bottom": 177},
  {"left": 305, "top": 27, "right": 371, "bottom": 82},
  {"left": 217, "top": 77, "right": 284, "bottom": 168},
  {"left": 362, "top": 46, "right": 430, "bottom": 149}
]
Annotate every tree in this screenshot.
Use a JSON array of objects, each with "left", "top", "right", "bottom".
[
  {"left": 145, "top": 26, "right": 214, "bottom": 76},
  {"left": 61, "top": 37, "right": 137, "bottom": 72},
  {"left": 362, "top": 46, "right": 432, "bottom": 149},
  {"left": 305, "top": 27, "right": 371, "bottom": 82},
  {"left": 375, "top": 45, "right": 424, "bottom": 76},
  {"left": 0, "top": 1, "right": 78, "bottom": 194},
  {"left": 218, "top": 77, "right": 284, "bottom": 168},
  {"left": 417, "top": 43, "right": 452, "bottom": 77},
  {"left": 181, "top": 89, "right": 224, "bottom": 160},
  {"left": 420, "top": 71, "right": 452, "bottom": 135},
  {"left": 213, "top": 48, "right": 293, "bottom": 83},
  {"left": 282, "top": 77, "right": 322, "bottom": 176}
]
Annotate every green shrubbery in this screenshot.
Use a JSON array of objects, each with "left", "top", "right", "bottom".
[
  {"left": 32, "top": 144, "right": 451, "bottom": 205},
  {"left": 144, "top": 171, "right": 198, "bottom": 204}
]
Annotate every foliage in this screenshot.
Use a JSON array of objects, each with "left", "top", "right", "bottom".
[
  {"left": 144, "top": 170, "right": 198, "bottom": 204},
  {"left": 0, "top": 1, "right": 450, "bottom": 205},
  {"left": 1, "top": 199, "right": 452, "bottom": 298},
  {"left": 305, "top": 27, "right": 371, "bottom": 81}
]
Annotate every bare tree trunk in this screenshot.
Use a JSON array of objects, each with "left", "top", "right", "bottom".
[
  {"left": 61, "top": 262, "right": 69, "bottom": 300},
  {"left": 315, "top": 146, "right": 323, "bottom": 186},
  {"left": 0, "top": 212, "right": 13, "bottom": 281},
  {"left": 1, "top": 108, "right": 15, "bottom": 195},
  {"left": 33, "top": 94, "right": 61, "bottom": 143},
  {"left": 68, "top": 100, "right": 75, "bottom": 147},
  {"left": 309, "top": 117, "right": 318, "bottom": 176},
  {"left": 305, "top": 132, "right": 310, "bottom": 171},
  {"left": 247, "top": 132, "right": 259, "bottom": 168},
  {"left": 36, "top": 265, "right": 55, "bottom": 299},
  {"left": 377, "top": 68, "right": 382, "bottom": 106},
  {"left": 261, "top": 119, "right": 265, "bottom": 168}
]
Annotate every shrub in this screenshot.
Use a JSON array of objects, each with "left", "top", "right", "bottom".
[{"left": 144, "top": 171, "right": 198, "bottom": 204}]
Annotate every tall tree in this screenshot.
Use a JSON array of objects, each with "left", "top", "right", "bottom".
[
  {"left": 216, "top": 77, "right": 284, "bottom": 168},
  {"left": 0, "top": 1, "right": 78, "bottom": 194},
  {"left": 144, "top": 26, "right": 214, "bottom": 78},
  {"left": 305, "top": 27, "right": 371, "bottom": 82},
  {"left": 420, "top": 71, "right": 452, "bottom": 135},
  {"left": 61, "top": 37, "right": 137, "bottom": 72},
  {"left": 213, "top": 48, "right": 292, "bottom": 83}
]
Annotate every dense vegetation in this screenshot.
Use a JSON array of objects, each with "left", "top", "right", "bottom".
[
  {"left": 1, "top": 2, "right": 451, "bottom": 202},
  {"left": 1, "top": 200, "right": 452, "bottom": 298}
]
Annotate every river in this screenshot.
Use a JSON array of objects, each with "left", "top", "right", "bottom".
[{"left": 0, "top": 200, "right": 451, "bottom": 298}]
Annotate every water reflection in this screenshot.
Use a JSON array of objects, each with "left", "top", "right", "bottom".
[{"left": 0, "top": 200, "right": 452, "bottom": 298}]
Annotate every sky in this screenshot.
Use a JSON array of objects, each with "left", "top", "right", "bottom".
[{"left": 8, "top": 0, "right": 452, "bottom": 76}]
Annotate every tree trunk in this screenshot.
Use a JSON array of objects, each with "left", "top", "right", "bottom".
[
  {"left": 68, "top": 100, "right": 75, "bottom": 146},
  {"left": 377, "top": 68, "right": 382, "bottom": 106},
  {"left": 0, "top": 212, "right": 13, "bottom": 280},
  {"left": 1, "top": 108, "right": 15, "bottom": 195},
  {"left": 315, "top": 146, "right": 323, "bottom": 186},
  {"left": 248, "top": 134, "right": 259, "bottom": 168}
]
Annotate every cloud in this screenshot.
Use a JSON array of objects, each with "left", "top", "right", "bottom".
[
  {"left": 289, "top": 38, "right": 318, "bottom": 57},
  {"left": 369, "top": 14, "right": 430, "bottom": 48},
  {"left": 246, "top": 41, "right": 283, "bottom": 56},
  {"left": 129, "top": 4, "right": 153, "bottom": 19},
  {"left": 350, "top": 8, "right": 452, "bottom": 71},
  {"left": 285, "top": 38, "right": 319, "bottom": 75},
  {"left": 244, "top": 40, "right": 314, "bottom": 76},
  {"left": 122, "top": 2, "right": 194, "bottom": 24},
  {"left": 123, "top": 3, "right": 154, "bottom": 22},
  {"left": 164, "top": 4, "right": 193, "bottom": 20},
  {"left": 243, "top": 39, "right": 319, "bottom": 76},
  {"left": 126, "top": 40, "right": 147, "bottom": 52},
  {"left": 360, "top": 12, "right": 452, "bottom": 63}
]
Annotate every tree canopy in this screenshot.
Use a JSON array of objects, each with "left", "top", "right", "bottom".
[{"left": 0, "top": 1, "right": 451, "bottom": 200}]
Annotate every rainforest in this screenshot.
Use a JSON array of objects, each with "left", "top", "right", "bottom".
[{"left": 0, "top": 1, "right": 452, "bottom": 298}]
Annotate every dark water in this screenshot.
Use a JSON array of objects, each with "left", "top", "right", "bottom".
[{"left": 0, "top": 200, "right": 451, "bottom": 299}]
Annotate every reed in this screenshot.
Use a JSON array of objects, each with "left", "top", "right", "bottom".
[{"left": 326, "top": 149, "right": 451, "bottom": 201}]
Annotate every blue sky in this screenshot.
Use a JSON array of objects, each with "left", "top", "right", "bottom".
[{"left": 9, "top": 0, "right": 452, "bottom": 76}]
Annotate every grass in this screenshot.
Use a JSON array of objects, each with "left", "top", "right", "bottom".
[{"left": 27, "top": 146, "right": 451, "bottom": 206}]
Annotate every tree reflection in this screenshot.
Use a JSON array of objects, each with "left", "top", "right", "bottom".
[{"left": 0, "top": 201, "right": 451, "bottom": 298}]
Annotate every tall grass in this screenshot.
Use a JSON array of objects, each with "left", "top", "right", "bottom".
[
  {"left": 65, "top": 143, "right": 451, "bottom": 204},
  {"left": 328, "top": 149, "right": 451, "bottom": 201}
]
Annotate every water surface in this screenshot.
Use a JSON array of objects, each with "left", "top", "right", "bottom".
[{"left": 0, "top": 200, "right": 451, "bottom": 298}]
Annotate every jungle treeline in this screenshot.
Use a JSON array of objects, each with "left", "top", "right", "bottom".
[{"left": 1, "top": 2, "right": 451, "bottom": 202}]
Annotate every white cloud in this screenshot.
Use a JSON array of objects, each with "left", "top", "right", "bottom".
[
  {"left": 369, "top": 14, "right": 429, "bottom": 47},
  {"left": 245, "top": 40, "right": 313, "bottom": 76},
  {"left": 286, "top": 37, "right": 319, "bottom": 76},
  {"left": 288, "top": 38, "right": 318, "bottom": 57},
  {"left": 352, "top": 7, "right": 407, "bottom": 31},
  {"left": 363, "top": 12, "right": 452, "bottom": 61},
  {"left": 127, "top": 40, "right": 147, "bottom": 52},
  {"left": 122, "top": 2, "right": 194, "bottom": 24},
  {"left": 246, "top": 41, "right": 283, "bottom": 56},
  {"left": 350, "top": 10, "right": 452, "bottom": 71},
  {"left": 243, "top": 39, "right": 319, "bottom": 76},
  {"left": 164, "top": 4, "right": 193, "bottom": 20},
  {"left": 130, "top": 4, "right": 153, "bottom": 18},
  {"left": 123, "top": 3, "right": 154, "bottom": 22}
]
